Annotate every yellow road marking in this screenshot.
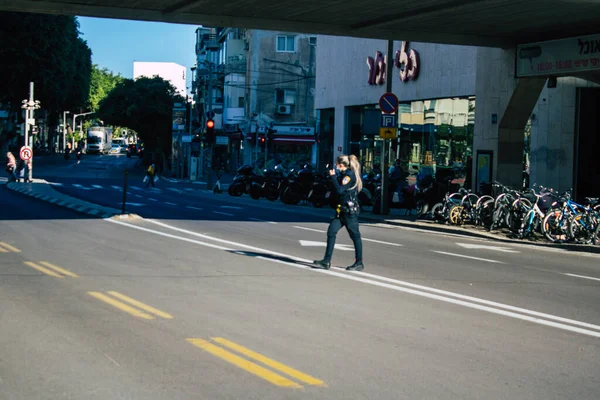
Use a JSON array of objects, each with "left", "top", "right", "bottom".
[
  {"left": 24, "top": 262, "right": 63, "bottom": 278},
  {"left": 39, "top": 262, "right": 79, "bottom": 278},
  {"left": 0, "top": 242, "right": 20, "bottom": 252},
  {"left": 88, "top": 292, "right": 154, "bottom": 320},
  {"left": 0, "top": 246, "right": 8, "bottom": 253},
  {"left": 187, "top": 338, "right": 302, "bottom": 388},
  {"left": 212, "top": 337, "right": 326, "bottom": 387},
  {"left": 107, "top": 291, "right": 173, "bottom": 319}
]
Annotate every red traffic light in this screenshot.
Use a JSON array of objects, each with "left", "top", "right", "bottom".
[
  {"left": 260, "top": 137, "right": 265, "bottom": 143},
  {"left": 206, "top": 119, "right": 215, "bottom": 129}
]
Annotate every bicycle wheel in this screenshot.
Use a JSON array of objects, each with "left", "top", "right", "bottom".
[
  {"left": 449, "top": 204, "right": 465, "bottom": 225},
  {"left": 542, "top": 211, "right": 569, "bottom": 243},
  {"left": 569, "top": 213, "right": 597, "bottom": 244}
]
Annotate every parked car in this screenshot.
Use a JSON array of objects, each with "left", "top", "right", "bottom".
[{"left": 110, "top": 143, "right": 121, "bottom": 154}]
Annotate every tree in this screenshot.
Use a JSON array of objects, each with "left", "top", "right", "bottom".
[
  {"left": 97, "top": 76, "right": 183, "bottom": 156},
  {"left": 0, "top": 12, "right": 91, "bottom": 148},
  {"left": 88, "top": 64, "right": 124, "bottom": 112}
]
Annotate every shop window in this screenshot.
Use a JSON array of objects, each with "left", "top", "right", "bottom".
[
  {"left": 275, "top": 89, "right": 296, "bottom": 105},
  {"left": 276, "top": 35, "right": 295, "bottom": 52}
]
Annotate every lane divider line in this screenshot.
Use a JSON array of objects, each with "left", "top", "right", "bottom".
[
  {"left": 249, "top": 218, "right": 277, "bottom": 224},
  {"left": 564, "top": 273, "right": 600, "bottom": 282},
  {"left": 107, "top": 291, "right": 173, "bottom": 319},
  {"left": 293, "top": 226, "right": 325, "bottom": 233},
  {"left": 106, "top": 218, "right": 600, "bottom": 338},
  {"left": 24, "top": 261, "right": 63, "bottom": 278},
  {"left": 0, "top": 242, "right": 21, "bottom": 252},
  {"left": 213, "top": 211, "right": 234, "bottom": 216},
  {"left": 186, "top": 338, "right": 302, "bottom": 388},
  {"left": 433, "top": 251, "right": 504, "bottom": 264},
  {"left": 165, "top": 202, "right": 178, "bottom": 206},
  {"left": 87, "top": 292, "right": 155, "bottom": 320},
  {"left": 212, "top": 337, "right": 326, "bottom": 387},
  {"left": 186, "top": 206, "right": 203, "bottom": 211},
  {"left": 39, "top": 262, "right": 79, "bottom": 278}
]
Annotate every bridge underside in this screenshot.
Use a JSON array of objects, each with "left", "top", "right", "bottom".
[{"left": 0, "top": 0, "right": 599, "bottom": 47}]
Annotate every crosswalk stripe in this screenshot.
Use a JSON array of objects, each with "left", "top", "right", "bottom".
[{"left": 92, "top": 185, "right": 103, "bottom": 189}]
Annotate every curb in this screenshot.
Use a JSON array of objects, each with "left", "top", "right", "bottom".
[{"left": 6, "top": 181, "right": 141, "bottom": 221}]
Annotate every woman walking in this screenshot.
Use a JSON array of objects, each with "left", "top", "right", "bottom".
[{"left": 313, "top": 154, "right": 364, "bottom": 271}]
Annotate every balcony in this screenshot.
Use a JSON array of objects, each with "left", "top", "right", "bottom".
[{"left": 202, "top": 34, "right": 220, "bottom": 50}]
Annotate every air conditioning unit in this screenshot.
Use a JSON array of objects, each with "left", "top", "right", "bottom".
[{"left": 277, "top": 104, "right": 291, "bottom": 115}]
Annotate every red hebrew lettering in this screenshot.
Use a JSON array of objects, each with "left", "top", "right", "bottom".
[
  {"left": 582, "top": 59, "right": 589, "bottom": 67},
  {"left": 574, "top": 60, "right": 581, "bottom": 67},
  {"left": 591, "top": 58, "right": 599, "bottom": 66},
  {"left": 367, "top": 51, "right": 386, "bottom": 85},
  {"left": 395, "top": 41, "right": 420, "bottom": 82}
]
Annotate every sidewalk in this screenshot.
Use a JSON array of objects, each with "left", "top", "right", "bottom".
[
  {"left": 6, "top": 179, "right": 138, "bottom": 220},
  {"left": 5, "top": 179, "right": 600, "bottom": 254}
]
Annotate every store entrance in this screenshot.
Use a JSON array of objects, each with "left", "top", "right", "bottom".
[{"left": 574, "top": 88, "right": 600, "bottom": 201}]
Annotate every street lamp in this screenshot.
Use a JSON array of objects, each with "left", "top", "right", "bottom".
[
  {"left": 72, "top": 111, "right": 94, "bottom": 149},
  {"left": 62, "top": 110, "right": 70, "bottom": 152}
]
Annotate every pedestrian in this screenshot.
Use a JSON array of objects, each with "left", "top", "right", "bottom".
[
  {"left": 313, "top": 154, "right": 364, "bottom": 271},
  {"left": 145, "top": 163, "right": 156, "bottom": 188},
  {"left": 5, "top": 151, "right": 18, "bottom": 182}
]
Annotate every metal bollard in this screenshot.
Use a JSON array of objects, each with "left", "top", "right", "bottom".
[{"left": 122, "top": 169, "right": 128, "bottom": 214}]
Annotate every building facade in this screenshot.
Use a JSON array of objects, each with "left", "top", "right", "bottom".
[
  {"left": 133, "top": 61, "right": 187, "bottom": 98},
  {"left": 315, "top": 35, "right": 600, "bottom": 200},
  {"left": 315, "top": 36, "right": 476, "bottom": 182},
  {"left": 193, "top": 27, "right": 318, "bottom": 174}
]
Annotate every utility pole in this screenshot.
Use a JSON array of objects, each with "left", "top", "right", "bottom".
[
  {"left": 380, "top": 39, "right": 394, "bottom": 215},
  {"left": 72, "top": 112, "right": 94, "bottom": 150},
  {"left": 206, "top": 62, "right": 214, "bottom": 189},
  {"left": 21, "top": 82, "right": 40, "bottom": 182}
]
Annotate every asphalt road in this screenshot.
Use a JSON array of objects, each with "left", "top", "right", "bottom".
[{"left": 1, "top": 155, "right": 599, "bottom": 399}]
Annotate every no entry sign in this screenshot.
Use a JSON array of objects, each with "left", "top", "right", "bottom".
[{"left": 20, "top": 146, "right": 32, "bottom": 161}]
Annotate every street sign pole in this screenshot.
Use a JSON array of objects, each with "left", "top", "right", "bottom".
[{"left": 381, "top": 39, "right": 394, "bottom": 215}]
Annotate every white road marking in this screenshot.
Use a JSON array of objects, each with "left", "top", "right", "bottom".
[
  {"left": 105, "top": 218, "right": 600, "bottom": 339},
  {"left": 249, "top": 218, "right": 277, "bottom": 224},
  {"left": 213, "top": 211, "right": 234, "bottom": 216},
  {"left": 167, "top": 188, "right": 183, "bottom": 193},
  {"left": 564, "top": 273, "right": 600, "bottom": 282},
  {"left": 117, "top": 202, "right": 145, "bottom": 207},
  {"left": 73, "top": 184, "right": 90, "bottom": 190},
  {"left": 164, "top": 202, "right": 178, "bottom": 206},
  {"left": 134, "top": 194, "right": 143, "bottom": 198},
  {"left": 184, "top": 188, "right": 194, "bottom": 191},
  {"left": 293, "top": 226, "right": 402, "bottom": 247},
  {"left": 130, "top": 186, "right": 142, "bottom": 191},
  {"left": 293, "top": 226, "right": 325, "bottom": 233},
  {"left": 48, "top": 182, "right": 63, "bottom": 186},
  {"left": 92, "top": 185, "right": 103, "bottom": 189},
  {"left": 433, "top": 251, "right": 504, "bottom": 264},
  {"left": 111, "top": 185, "right": 123, "bottom": 191},
  {"left": 299, "top": 240, "right": 353, "bottom": 251},
  {"left": 221, "top": 206, "right": 243, "bottom": 210},
  {"left": 148, "top": 198, "right": 158, "bottom": 202},
  {"left": 362, "top": 238, "right": 403, "bottom": 247},
  {"left": 457, "top": 243, "right": 519, "bottom": 253},
  {"left": 186, "top": 206, "right": 203, "bottom": 211}
]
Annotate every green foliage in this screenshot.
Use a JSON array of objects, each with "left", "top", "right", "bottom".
[
  {"left": 88, "top": 64, "right": 124, "bottom": 112},
  {"left": 97, "top": 76, "right": 183, "bottom": 154},
  {"left": 0, "top": 12, "right": 91, "bottom": 145}
]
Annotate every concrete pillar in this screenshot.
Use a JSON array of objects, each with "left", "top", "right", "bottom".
[
  {"left": 497, "top": 77, "right": 547, "bottom": 188},
  {"left": 333, "top": 106, "right": 346, "bottom": 161}
]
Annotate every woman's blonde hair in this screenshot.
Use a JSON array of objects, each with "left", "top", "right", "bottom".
[{"left": 336, "top": 154, "right": 362, "bottom": 192}]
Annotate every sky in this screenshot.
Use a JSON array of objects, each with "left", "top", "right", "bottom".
[{"left": 77, "top": 17, "right": 198, "bottom": 90}]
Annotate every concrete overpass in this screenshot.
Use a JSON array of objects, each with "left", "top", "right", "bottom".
[{"left": 0, "top": 0, "right": 599, "bottom": 47}]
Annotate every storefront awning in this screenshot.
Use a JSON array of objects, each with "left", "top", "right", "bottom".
[{"left": 272, "top": 136, "right": 315, "bottom": 145}]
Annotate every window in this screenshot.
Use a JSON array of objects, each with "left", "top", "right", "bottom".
[
  {"left": 275, "top": 89, "right": 296, "bottom": 105},
  {"left": 238, "top": 97, "right": 245, "bottom": 108},
  {"left": 276, "top": 35, "right": 295, "bottom": 52}
]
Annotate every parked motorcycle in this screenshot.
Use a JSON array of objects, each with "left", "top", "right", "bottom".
[{"left": 227, "top": 165, "right": 255, "bottom": 197}]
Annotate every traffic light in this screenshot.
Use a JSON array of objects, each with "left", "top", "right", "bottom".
[{"left": 205, "top": 119, "right": 215, "bottom": 144}]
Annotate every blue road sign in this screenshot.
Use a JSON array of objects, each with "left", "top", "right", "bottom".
[
  {"left": 380, "top": 114, "right": 397, "bottom": 128},
  {"left": 379, "top": 92, "right": 399, "bottom": 114}
]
